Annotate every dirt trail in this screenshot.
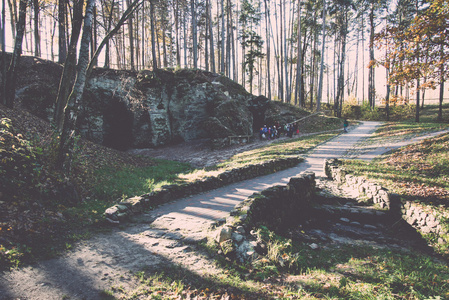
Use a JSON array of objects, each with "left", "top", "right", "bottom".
[{"left": 1, "top": 122, "right": 447, "bottom": 300}]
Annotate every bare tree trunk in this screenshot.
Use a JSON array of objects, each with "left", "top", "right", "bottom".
[
  {"left": 309, "top": 9, "right": 317, "bottom": 110},
  {"left": 234, "top": 1, "right": 238, "bottom": 82},
  {"left": 205, "top": 0, "right": 209, "bottom": 71},
  {"left": 191, "top": 0, "right": 198, "bottom": 68},
  {"left": 225, "top": 0, "right": 230, "bottom": 77},
  {"left": 175, "top": 0, "right": 180, "bottom": 67},
  {"left": 57, "top": 0, "right": 95, "bottom": 174},
  {"left": 438, "top": 79, "right": 444, "bottom": 122},
  {"left": 33, "top": 0, "right": 40, "bottom": 56},
  {"left": 58, "top": 0, "right": 66, "bottom": 63},
  {"left": 141, "top": 1, "right": 145, "bottom": 68},
  {"left": 385, "top": 47, "right": 391, "bottom": 121},
  {"left": 230, "top": 0, "right": 236, "bottom": 79},
  {"left": 283, "top": 0, "right": 289, "bottom": 103},
  {"left": 273, "top": 1, "right": 281, "bottom": 100},
  {"left": 336, "top": 12, "right": 348, "bottom": 118},
  {"left": 438, "top": 44, "right": 444, "bottom": 122},
  {"left": 91, "top": 5, "right": 97, "bottom": 66},
  {"left": 53, "top": 0, "right": 84, "bottom": 131},
  {"left": 333, "top": 35, "right": 337, "bottom": 109},
  {"left": 150, "top": 0, "right": 157, "bottom": 69},
  {"left": 264, "top": 0, "right": 271, "bottom": 100},
  {"left": 316, "top": 0, "right": 326, "bottom": 111},
  {"left": 2, "top": 0, "right": 6, "bottom": 101},
  {"left": 278, "top": 0, "right": 284, "bottom": 101},
  {"left": 220, "top": 0, "right": 225, "bottom": 73},
  {"left": 294, "top": 0, "right": 302, "bottom": 107},
  {"left": 127, "top": 0, "right": 135, "bottom": 70},
  {"left": 134, "top": 4, "right": 139, "bottom": 69},
  {"left": 207, "top": 0, "right": 215, "bottom": 73},
  {"left": 231, "top": 3, "right": 237, "bottom": 81},
  {"left": 415, "top": 77, "right": 420, "bottom": 122},
  {"left": 353, "top": 24, "right": 359, "bottom": 101},
  {"left": 361, "top": 14, "right": 365, "bottom": 103},
  {"left": 156, "top": 24, "right": 161, "bottom": 67},
  {"left": 4, "top": 0, "right": 27, "bottom": 108},
  {"left": 162, "top": 26, "right": 168, "bottom": 68},
  {"left": 368, "top": 3, "right": 375, "bottom": 108},
  {"left": 300, "top": 24, "right": 308, "bottom": 107}
]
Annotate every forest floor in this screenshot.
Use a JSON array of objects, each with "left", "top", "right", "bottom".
[{"left": 2, "top": 122, "right": 448, "bottom": 300}]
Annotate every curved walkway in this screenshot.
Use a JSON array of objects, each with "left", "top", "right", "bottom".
[
  {"left": 2, "top": 121, "right": 442, "bottom": 300},
  {"left": 150, "top": 121, "right": 382, "bottom": 237}
]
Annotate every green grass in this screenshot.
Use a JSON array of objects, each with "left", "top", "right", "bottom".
[
  {"left": 92, "top": 159, "right": 193, "bottom": 200},
  {"left": 87, "top": 132, "right": 338, "bottom": 205},
  {"left": 371, "top": 121, "right": 449, "bottom": 140},
  {"left": 341, "top": 122, "right": 449, "bottom": 207},
  {"left": 112, "top": 265, "right": 266, "bottom": 299},
  {"left": 215, "top": 133, "right": 336, "bottom": 170},
  {"left": 115, "top": 226, "right": 449, "bottom": 299},
  {"left": 204, "top": 226, "right": 449, "bottom": 299},
  {"left": 416, "top": 103, "right": 449, "bottom": 123}
]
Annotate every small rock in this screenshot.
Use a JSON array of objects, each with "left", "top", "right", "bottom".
[
  {"left": 309, "top": 243, "right": 319, "bottom": 250},
  {"left": 363, "top": 224, "right": 377, "bottom": 230},
  {"left": 164, "top": 232, "right": 182, "bottom": 240},
  {"left": 232, "top": 233, "right": 244, "bottom": 243},
  {"left": 340, "top": 218, "right": 350, "bottom": 223},
  {"left": 215, "top": 226, "right": 233, "bottom": 243},
  {"left": 165, "top": 241, "right": 182, "bottom": 248},
  {"left": 236, "top": 226, "right": 246, "bottom": 234},
  {"left": 105, "top": 218, "right": 120, "bottom": 224},
  {"left": 144, "top": 229, "right": 165, "bottom": 238},
  {"left": 239, "top": 214, "right": 247, "bottom": 222}
]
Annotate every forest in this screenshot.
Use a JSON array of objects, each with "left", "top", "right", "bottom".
[
  {"left": 2, "top": 1, "right": 449, "bottom": 297},
  {"left": 0, "top": 0, "right": 448, "bottom": 170},
  {"left": 1, "top": 0, "right": 448, "bottom": 112}
]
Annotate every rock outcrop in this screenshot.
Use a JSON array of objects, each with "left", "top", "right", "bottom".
[
  {"left": 6, "top": 55, "right": 310, "bottom": 150},
  {"left": 76, "top": 68, "right": 255, "bottom": 150}
]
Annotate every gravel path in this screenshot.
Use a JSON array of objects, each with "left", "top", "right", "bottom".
[{"left": 1, "top": 121, "right": 446, "bottom": 300}]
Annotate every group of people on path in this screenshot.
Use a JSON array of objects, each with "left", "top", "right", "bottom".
[
  {"left": 259, "top": 122, "right": 299, "bottom": 140},
  {"left": 259, "top": 118, "right": 349, "bottom": 140}
]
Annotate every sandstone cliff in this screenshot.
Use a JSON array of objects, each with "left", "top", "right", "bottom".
[{"left": 7, "top": 56, "right": 308, "bottom": 150}]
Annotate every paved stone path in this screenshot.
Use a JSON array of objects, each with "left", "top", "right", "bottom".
[
  {"left": 150, "top": 121, "right": 383, "bottom": 239},
  {"left": 3, "top": 121, "right": 446, "bottom": 300}
]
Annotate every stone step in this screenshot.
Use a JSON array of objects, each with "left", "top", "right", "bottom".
[{"left": 311, "top": 202, "right": 389, "bottom": 226}]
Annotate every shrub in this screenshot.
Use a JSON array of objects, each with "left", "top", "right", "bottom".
[
  {"left": 342, "top": 105, "right": 362, "bottom": 119},
  {"left": 361, "top": 102, "right": 382, "bottom": 120},
  {"left": 341, "top": 96, "right": 360, "bottom": 119},
  {"left": 0, "top": 118, "right": 40, "bottom": 201},
  {"left": 389, "top": 104, "right": 415, "bottom": 120}
]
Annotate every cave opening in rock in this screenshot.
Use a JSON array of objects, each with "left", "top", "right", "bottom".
[{"left": 103, "top": 99, "right": 134, "bottom": 150}]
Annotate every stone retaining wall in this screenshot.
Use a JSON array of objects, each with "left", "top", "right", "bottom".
[
  {"left": 324, "top": 158, "right": 449, "bottom": 249},
  {"left": 324, "top": 158, "right": 391, "bottom": 209},
  {"left": 104, "top": 156, "right": 302, "bottom": 223},
  {"left": 215, "top": 172, "right": 316, "bottom": 262}
]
